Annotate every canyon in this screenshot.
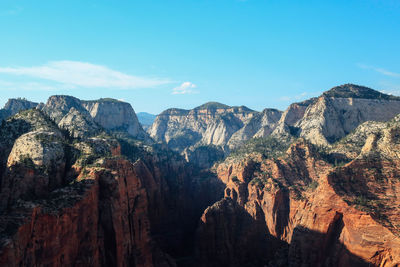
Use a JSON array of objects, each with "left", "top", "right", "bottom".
[{"left": 0, "top": 84, "right": 399, "bottom": 266}]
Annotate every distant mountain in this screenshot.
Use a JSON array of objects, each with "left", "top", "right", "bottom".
[
  {"left": 41, "top": 95, "right": 150, "bottom": 141},
  {"left": 270, "top": 83, "right": 400, "bottom": 145},
  {"left": 148, "top": 102, "right": 268, "bottom": 167},
  {"left": 2, "top": 84, "right": 400, "bottom": 266},
  {"left": 137, "top": 112, "right": 157, "bottom": 130},
  {"left": 0, "top": 98, "right": 38, "bottom": 122}
]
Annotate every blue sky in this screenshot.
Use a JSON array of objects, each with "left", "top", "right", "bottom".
[{"left": 0, "top": 0, "right": 400, "bottom": 114}]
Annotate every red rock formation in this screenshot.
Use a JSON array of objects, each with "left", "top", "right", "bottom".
[
  {"left": 195, "top": 198, "right": 276, "bottom": 267},
  {"left": 0, "top": 158, "right": 176, "bottom": 267},
  {"left": 203, "top": 140, "right": 400, "bottom": 266}
]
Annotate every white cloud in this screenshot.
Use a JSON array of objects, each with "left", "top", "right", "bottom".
[
  {"left": 0, "top": 61, "right": 171, "bottom": 89},
  {"left": 358, "top": 64, "right": 400, "bottom": 78},
  {"left": 172, "top": 82, "right": 198, "bottom": 95},
  {"left": 279, "top": 91, "right": 314, "bottom": 102}
]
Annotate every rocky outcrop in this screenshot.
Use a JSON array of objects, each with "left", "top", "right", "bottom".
[
  {"left": 198, "top": 135, "right": 400, "bottom": 266},
  {"left": 149, "top": 102, "right": 282, "bottom": 167},
  {"left": 149, "top": 103, "right": 257, "bottom": 151},
  {"left": 228, "top": 108, "right": 282, "bottom": 148},
  {"left": 42, "top": 95, "right": 85, "bottom": 123},
  {"left": 272, "top": 84, "right": 400, "bottom": 146},
  {"left": 0, "top": 157, "right": 178, "bottom": 267},
  {"left": 2, "top": 84, "right": 400, "bottom": 266},
  {"left": 3, "top": 98, "right": 38, "bottom": 116},
  {"left": 42, "top": 96, "right": 149, "bottom": 140},
  {"left": 58, "top": 107, "right": 102, "bottom": 138},
  {"left": 0, "top": 108, "right": 224, "bottom": 267},
  {"left": 0, "top": 98, "right": 38, "bottom": 122},
  {"left": 195, "top": 198, "right": 275, "bottom": 267},
  {"left": 82, "top": 99, "right": 147, "bottom": 139}
]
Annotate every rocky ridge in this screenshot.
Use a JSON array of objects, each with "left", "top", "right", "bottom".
[
  {"left": 0, "top": 101, "right": 223, "bottom": 266},
  {"left": 1, "top": 84, "right": 400, "bottom": 266},
  {"left": 148, "top": 102, "right": 282, "bottom": 167},
  {"left": 271, "top": 84, "right": 400, "bottom": 146},
  {"left": 149, "top": 84, "right": 400, "bottom": 162},
  {"left": 0, "top": 98, "right": 38, "bottom": 122}
]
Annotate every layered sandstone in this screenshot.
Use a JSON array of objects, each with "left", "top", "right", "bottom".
[
  {"left": 42, "top": 96, "right": 149, "bottom": 140},
  {"left": 199, "top": 137, "right": 400, "bottom": 266},
  {"left": 271, "top": 84, "right": 400, "bottom": 146}
]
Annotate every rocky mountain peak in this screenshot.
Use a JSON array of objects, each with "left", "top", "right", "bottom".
[
  {"left": 42, "top": 95, "right": 86, "bottom": 123},
  {"left": 322, "top": 83, "right": 400, "bottom": 100},
  {"left": 3, "top": 98, "right": 38, "bottom": 115},
  {"left": 194, "top": 101, "right": 231, "bottom": 110},
  {"left": 38, "top": 95, "right": 149, "bottom": 140},
  {"left": 81, "top": 98, "right": 147, "bottom": 139}
]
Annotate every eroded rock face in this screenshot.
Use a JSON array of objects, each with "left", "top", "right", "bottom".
[
  {"left": 0, "top": 108, "right": 223, "bottom": 267},
  {"left": 201, "top": 138, "right": 400, "bottom": 266},
  {"left": 42, "top": 96, "right": 149, "bottom": 140},
  {"left": 195, "top": 198, "right": 275, "bottom": 267},
  {"left": 58, "top": 107, "right": 102, "bottom": 138},
  {"left": 1, "top": 130, "right": 66, "bottom": 207},
  {"left": 0, "top": 110, "right": 178, "bottom": 266},
  {"left": 0, "top": 98, "right": 38, "bottom": 123},
  {"left": 3, "top": 98, "right": 38, "bottom": 116},
  {"left": 271, "top": 84, "right": 400, "bottom": 146},
  {"left": 2, "top": 84, "right": 400, "bottom": 266},
  {"left": 148, "top": 103, "right": 282, "bottom": 167},
  {"left": 82, "top": 100, "right": 147, "bottom": 139},
  {"left": 149, "top": 104, "right": 258, "bottom": 151},
  {"left": 42, "top": 95, "right": 85, "bottom": 123},
  {"left": 297, "top": 96, "right": 400, "bottom": 145},
  {"left": 228, "top": 108, "right": 282, "bottom": 148},
  {"left": 0, "top": 158, "right": 177, "bottom": 267}
]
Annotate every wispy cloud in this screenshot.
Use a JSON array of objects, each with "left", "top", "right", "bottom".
[
  {"left": 172, "top": 82, "right": 198, "bottom": 95},
  {"left": 358, "top": 63, "right": 400, "bottom": 78},
  {"left": 0, "top": 61, "right": 171, "bottom": 89},
  {"left": 279, "top": 91, "right": 312, "bottom": 102},
  {"left": 377, "top": 81, "right": 400, "bottom": 96}
]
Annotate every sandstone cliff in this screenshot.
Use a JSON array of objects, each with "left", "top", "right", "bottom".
[
  {"left": 271, "top": 84, "right": 400, "bottom": 146},
  {"left": 42, "top": 96, "right": 149, "bottom": 141},
  {"left": 149, "top": 102, "right": 282, "bottom": 167},
  {"left": 0, "top": 107, "right": 223, "bottom": 266},
  {"left": 195, "top": 131, "right": 400, "bottom": 266},
  {"left": 0, "top": 98, "right": 38, "bottom": 122},
  {"left": 1, "top": 85, "right": 400, "bottom": 266}
]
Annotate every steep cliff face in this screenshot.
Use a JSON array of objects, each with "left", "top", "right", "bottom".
[
  {"left": 0, "top": 157, "right": 178, "bottom": 267},
  {"left": 2, "top": 84, "right": 400, "bottom": 266},
  {"left": 0, "top": 107, "right": 223, "bottom": 267},
  {"left": 195, "top": 198, "right": 276, "bottom": 267},
  {"left": 42, "top": 96, "right": 149, "bottom": 141},
  {"left": 0, "top": 110, "right": 168, "bottom": 266},
  {"left": 3, "top": 98, "right": 38, "bottom": 116},
  {"left": 199, "top": 134, "right": 400, "bottom": 266},
  {"left": 228, "top": 108, "right": 282, "bottom": 148},
  {"left": 149, "top": 103, "right": 258, "bottom": 151},
  {"left": 82, "top": 100, "right": 147, "bottom": 139},
  {"left": 149, "top": 102, "right": 282, "bottom": 167},
  {"left": 0, "top": 98, "right": 38, "bottom": 122},
  {"left": 0, "top": 110, "right": 63, "bottom": 200},
  {"left": 58, "top": 107, "right": 102, "bottom": 138},
  {"left": 42, "top": 95, "right": 86, "bottom": 123},
  {"left": 272, "top": 84, "right": 400, "bottom": 146}
]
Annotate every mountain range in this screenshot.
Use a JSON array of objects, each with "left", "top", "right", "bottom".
[{"left": 0, "top": 84, "right": 399, "bottom": 266}]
